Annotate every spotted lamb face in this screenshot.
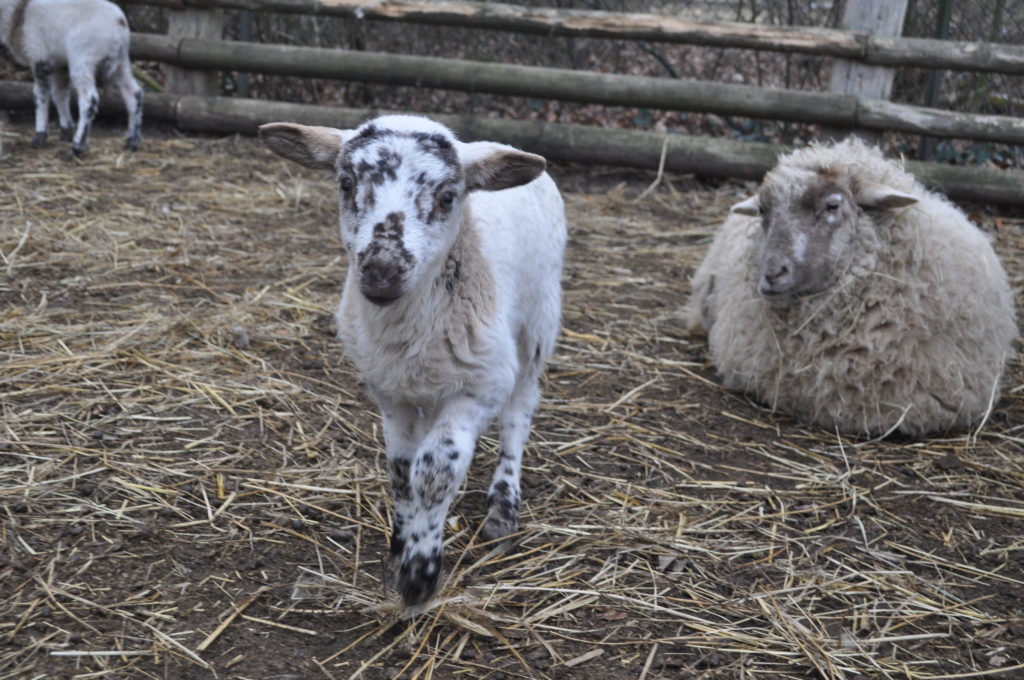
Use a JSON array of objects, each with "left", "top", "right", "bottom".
[
  {"left": 732, "top": 168, "right": 918, "bottom": 305},
  {"left": 337, "top": 119, "right": 465, "bottom": 305},
  {"left": 260, "top": 115, "right": 546, "bottom": 306}
]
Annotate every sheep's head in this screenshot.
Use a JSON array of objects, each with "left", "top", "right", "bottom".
[
  {"left": 732, "top": 166, "right": 918, "bottom": 305},
  {"left": 260, "top": 116, "right": 545, "bottom": 306}
]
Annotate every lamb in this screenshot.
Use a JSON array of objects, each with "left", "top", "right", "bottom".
[
  {"left": 260, "top": 115, "right": 567, "bottom": 606},
  {"left": 686, "top": 137, "right": 1017, "bottom": 438},
  {"left": 0, "top": 0, "right": 143, "bottom": 156}
]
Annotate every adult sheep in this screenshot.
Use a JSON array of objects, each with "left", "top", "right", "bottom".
[
  {"left": 0, "top": 0, "right": 143, "bottom": 155},
  {"left": 260, "top": 115, "right": 567, "bottom": 607},
  {"left": 686, "top": 138, "right": 1017, "bottom": 438}
]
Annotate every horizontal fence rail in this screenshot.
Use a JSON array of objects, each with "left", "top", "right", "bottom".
[
  {"left": 2, "top": 80, "right": 1021, "bottom": 206},
  {"left": 129, "top": 34, "right": 1024, "bottom": 146},
  {"left": 116, "top": 0, "right": 1024, "bottom": 74}
]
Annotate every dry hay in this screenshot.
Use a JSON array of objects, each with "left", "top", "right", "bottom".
[{"left": 1, "top": 128, "right": 1022, "bottom": 680}]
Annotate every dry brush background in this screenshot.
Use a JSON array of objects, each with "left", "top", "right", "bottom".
[{"left": 0, "top": 129, "right": 1022, "bottom": 680}]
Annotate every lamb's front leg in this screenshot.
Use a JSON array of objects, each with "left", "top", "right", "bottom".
[
  {"left": 378, "top": 399, "right": 420, "bottom": 593},
  {"left": 30, "top": 61, "right": 55, "bottom": 148},
  {"left": 398, "top": 396, "right": 496, "bottom": 607}
]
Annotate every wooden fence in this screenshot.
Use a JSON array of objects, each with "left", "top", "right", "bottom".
[
  {"left": 2, "top": 0, "right": 1022, "bottom": 203},
  {"left": 125, "top": 32, "right": 1024, "bottom": 146},
  {"left": 118, "top": 0, "right": 1024, "bottom": 74},
  {"left": 3, "top": 79, "right": 1019, "bottom": 206}
]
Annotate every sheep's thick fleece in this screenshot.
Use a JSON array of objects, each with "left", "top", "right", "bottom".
[
  {"left": 260, "top": 115, "right": 566, "bottom": 607},
  {"left": 687, "top": 139, "right": 1017, "bottom": 437}
]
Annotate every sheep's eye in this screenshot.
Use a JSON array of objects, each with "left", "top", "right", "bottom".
[
  {"left": 340, "top": 176, "right": 354, "bottom": 194},
  {"left": 825, "top": 200, "right": 841, "bottom": 211},
  {"left": 438, "top": 190, "right": 456, "bottom": 211}
]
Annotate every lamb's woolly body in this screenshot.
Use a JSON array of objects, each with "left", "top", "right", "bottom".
[
  {"left": 688, "top": 139, "right": 1017, "bottom": 437},
  {"left": 261, "top": 114, "right": 566, "bottom": 607},
  {"left": 338, "top": 182, "right": 564, "bottom": 404},
  {"left": 0, "top": 0, "right": 142, "bottom": 154}
]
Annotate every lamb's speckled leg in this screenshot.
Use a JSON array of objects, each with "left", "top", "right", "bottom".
[
  {"left": 51, "top": 71, "right": 74, "bottom": 142},
  {"left": 483, "top": 375, "right": 540, "bottom": 544},
  {"left": 398, "top": 397, "right": 496, "bottom": 607},
  {"left": 378, "top": 399, "right": 420, "bottom": 594},
  {"left": 30, "top": 60, "right": 55, "bottom": 148},
  {"left": 69, "top": 58, "right": 99, "bottom": 157},
  {"left": 114, "top": 59, "right": 143, "bottom": 151}
]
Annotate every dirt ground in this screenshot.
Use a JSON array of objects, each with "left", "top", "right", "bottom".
[{"left": 1, "top": 126, "right": 1022, "bottom": 680}]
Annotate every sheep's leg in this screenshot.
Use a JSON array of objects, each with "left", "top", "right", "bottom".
[
  {"left": 377, "top": 400, "right": 421, "bottom": 592},
  {"left": 114, "top": 60, "right": 143, "bottom": 151},
  {"left": 399, "top": 397, "right": 496, "bottom": 607},
  {"left": 69, "top": 61, "right": 100, "bottom": 158},
  {"left": 51, "top": 71, "right": 75, "bottom": 142},
  {"left": 30, "top": 60, "right": 55, "bottom": 148},
  {"left": 482, "top": 376, "right": 540, "bottom": 543}
]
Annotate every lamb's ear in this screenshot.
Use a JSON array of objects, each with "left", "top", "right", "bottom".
[
  {"left": 730, "top": 195, "right": 760, "bottom": 216},
  {"left": 259, "top": 122, "right": 353, "bottom": 170},
  {"left": 854, "top": 180, "right": 918, "bottom": 209},
  {"left": 459, "top": 142, "right": 546, "bottom": 192}
]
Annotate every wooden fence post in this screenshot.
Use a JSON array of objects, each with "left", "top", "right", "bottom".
[
  {"left": 822, "top": 0, "right": 909, "bottom": 143},
  {"left": 165, "top": 9, "right": 225, "bottom": 96},
  {"left": 919, "top": 0, "right": 954, "bottom": 159}
]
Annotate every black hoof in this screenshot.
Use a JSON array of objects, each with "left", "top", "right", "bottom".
[
  {"left": 481, "top": 513, "right": 518, "bottom": 544},
  {"left": 59, "top": 127, "right": 73, "bottom": 142},
  {"left": 125, "top": 137, "right": 140, "bottom": 152},
  {"left": 71, "top": 144, "right": 87, "bottom": 158},
  {"left": 399, "top": 553, "right": 441, "bottom": 607},
  {"left": 30, "top": 132, "right": 47, "bottom": 148},
  {"left": 482, "top": 489, "right": 520, "bottom": 543}
]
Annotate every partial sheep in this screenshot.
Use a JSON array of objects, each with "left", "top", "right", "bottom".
[
  {"left": 686, "top": 137, "right": 1017, "bottom": 438},
  {"left": 260, "top": 115, "right": 567, "bottom": 606},
  {"left": 0, "top": 0, "right": 143, "bottom": 156}
]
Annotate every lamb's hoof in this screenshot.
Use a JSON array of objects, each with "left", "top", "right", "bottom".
[
  {"left": 399, "top": 553, "right": 441, "bottom": 607},
  {"left": 124, "top": 137, "right": 140, "bottom": 152},
  {"left": 59, "top": 126, "right": 74, "bottom": 142},
  {"left": 30, "top": 132, "right": 47, "bottom": 148},
  {"left": 71, "top": 144, "right": 87, "bottom": 159},
  {"left": 481, "top": 512, "right": 519, "bottom": 546},
  {"left": 482, "top": 492, "right": 520, "bottom": 544}
]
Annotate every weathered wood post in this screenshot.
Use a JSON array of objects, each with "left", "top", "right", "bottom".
[
  {"left": 165, "top": 9, "right": 225, "bottom": 96},
  {"left": 822, "top": 0, "right": 910, "bottom": 143},
  {"left": 919, "top": 0, "right": 954, "bottom": 159},
  {"left": 235, "top": 10, "right": 254, "bottom": 98}
]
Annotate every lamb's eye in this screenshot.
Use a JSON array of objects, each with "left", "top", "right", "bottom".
[
  {"left": 826, "top": 200, "right": 841, "bottom": 211},
  {"left": 438, "top": 190, "right": 456, "bottom": 211},
  {"left": 340, "top": 176, "right": 354, "bottom": 194}
]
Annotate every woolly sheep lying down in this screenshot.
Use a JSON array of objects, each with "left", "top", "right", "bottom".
[
  {"left": 686, "top": 138, "right": 1017, "bottom": 438},
  {"left": 260, "top": 115, "right": 567, "bottom": 606},
  {"left": 0, "top": 0, "right": 143, "bottom": 155}
]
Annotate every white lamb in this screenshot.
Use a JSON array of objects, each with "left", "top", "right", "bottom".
[
  {"left": 687, "top": 138, "right": 1017, "bottom": 438},
  {"left": 260, "top": 115, "right": 567, "bottom": 606},
  {"left": 0, "top": 0, "right": 143, "bottom": 156}
]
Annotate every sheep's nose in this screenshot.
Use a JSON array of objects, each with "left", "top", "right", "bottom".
[
  {"left": 357, "top": 213, "right": 411, "bottom": 305},
  {"left": 359, "top": 259, "right": 405, "bottom": 305},
  {"left": 765, "top": 263, "right": 790, "bottom": 284},
  {"left": 759, "top": 256, "right": 794, "bottom": 296}
]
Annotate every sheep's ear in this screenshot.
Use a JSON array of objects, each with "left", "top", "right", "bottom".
[
  {"left": 854, "top": 181, "right": 918, "bottom": 209},
  {"left": 460, "top": 142, "right": 546, "bottom": 192},
  {"left": 259, "top": 122, "right": 352, "bottom": 170},
  {"left": 730, "top": 195, "right": 760, "bottom": 216}
]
